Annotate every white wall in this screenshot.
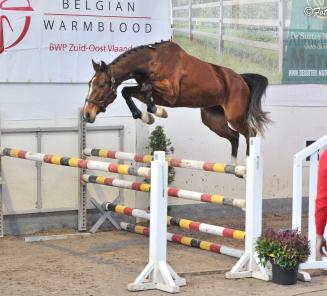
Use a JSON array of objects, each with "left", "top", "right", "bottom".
[
  {"left": 149, "top": 87, "right": 327, "bottom": 205},
  {"left": 1, "top": 82, "right": 326, "bottom": 212},
  {"left": 0, "top": 82, "right": 147, "bottom": 214}
]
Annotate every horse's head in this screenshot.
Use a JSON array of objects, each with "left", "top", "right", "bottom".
[{"left": 83, "top": 60, "right": 117, "bottom": 123}]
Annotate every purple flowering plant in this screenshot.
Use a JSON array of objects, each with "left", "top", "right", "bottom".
[{"left": 256, "top": 228, "right": 310, "bottom": 271}]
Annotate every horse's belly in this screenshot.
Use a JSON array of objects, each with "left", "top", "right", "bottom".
[
  {"left": 181, "top": 96, "right": 219, "bottom": 108},
  {"left": 178, "top": 87, "right": 221, "bottom": 108}
]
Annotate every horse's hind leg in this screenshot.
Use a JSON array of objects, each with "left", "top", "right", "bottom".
[
  {"left": 229, "top": 121, "right": 255, "bottom": 157},
  {"left": 201, "top": 107, "right": 240, "bottom": 164},
  {"left": 224, "top": 104, "right": 254, "bottom": 156}
]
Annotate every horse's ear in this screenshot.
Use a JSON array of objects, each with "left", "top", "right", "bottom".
[
  {"left": 100, "top": 61, "right": 107, "bottom": 72},
  {"left": 92, "top": 59, "right": 100, "bottom": 72}
]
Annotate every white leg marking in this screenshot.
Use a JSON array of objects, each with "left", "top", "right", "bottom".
[
  {"left": 141, "top": 113, "right": 155, "bottom": 125},
  {"left": 154, "top": 107, "right": 168, "bottom": 118}
]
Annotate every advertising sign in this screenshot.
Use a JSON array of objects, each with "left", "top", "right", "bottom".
[
  {"left": 283, "top": 0, "right": 327, "bottom": 83},
  {"left": 0, "top": 0, "right": 171, "bottom": 82}
]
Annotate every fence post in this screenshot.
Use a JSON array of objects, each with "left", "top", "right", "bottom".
[
  {"left": 218, "top": 0, "right": 224, "bottom": 53},
  {"left": 188, "top": 0, "right": 192, "bottom": 40},
  {"left": 278, "top": 0, "right": 286, "bottom": 72},
  {"left": 78, "top": 109, "right": 87, "bottom": 231}
]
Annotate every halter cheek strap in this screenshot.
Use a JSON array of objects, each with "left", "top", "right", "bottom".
[
  {"left": 85, "top": 65, "right": 117, "bottom": 112},
  {"left": 107, "top": 66, "right": 117, "bottom": 96}
]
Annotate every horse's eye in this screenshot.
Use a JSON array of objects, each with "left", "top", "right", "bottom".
[{"left": 98, "top": 84, "right": 105, "bottom": 88}]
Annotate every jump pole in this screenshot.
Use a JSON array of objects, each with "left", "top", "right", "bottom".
[
  {"left": 0, "top": 148, "right": 150, "bottom": 177},
  {"left": 120, "top": 222, "right": 243, "bottom": 258},
  {"left": 84, "top": 148, "right": 246, "bottom": 178},
  {"left": 102, "top": 202, "right": 245, "bottom": 241},
  {"left": 127, "top": 151, "right": 186, "bottom": 293},
  {"left": 82, "top": 174, "right": 246, "bottom": 209}
]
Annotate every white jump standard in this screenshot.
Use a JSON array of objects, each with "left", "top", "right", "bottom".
[
  {"left": 97, "top": 137, "right": 269, "bottom": 282},
  {"left": 292, "top": 134, "right": 327, "bottom": 281},
  {"left": 127, "top": 152, "right": 186, "bottom": 293},
  {"left": 226, "top": 137, "right": 268, "bottom": 280}
]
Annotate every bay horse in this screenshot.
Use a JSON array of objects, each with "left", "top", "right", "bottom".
[{"left": 83, "top": 40, "right": 269, "bottom": 163}]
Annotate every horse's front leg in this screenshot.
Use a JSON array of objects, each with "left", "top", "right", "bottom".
[
  {"left": 141, "top": 82, "right": 168, "bottom": 119},
  {"left": 121, "top": 86, "right": 155, "bottom": 125},
  {"left": 141, "top": 82, "right": 157, "bottom": 113}
]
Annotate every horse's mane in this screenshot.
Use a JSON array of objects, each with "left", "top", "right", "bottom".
[{"left": 110, "top": 40, "right": 171, "bottom": 65}]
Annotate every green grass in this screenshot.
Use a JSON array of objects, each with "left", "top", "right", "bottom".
[
  {"left": 173, "top": 24, "right": 280, "bottom": 67},
  {"left": 189, "top": 25, "right": 279, "bottom": 43},
  {"left": 173, "top": 34, "right": 282, "bottom": 84}
]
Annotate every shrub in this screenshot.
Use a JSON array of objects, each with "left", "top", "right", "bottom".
[{"left": 148, "top": 126, "right": 175, "bottom": 184}]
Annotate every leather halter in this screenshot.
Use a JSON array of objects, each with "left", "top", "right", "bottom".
[{"left": 85, "top": 65, "right": 117, "bottom": 112}]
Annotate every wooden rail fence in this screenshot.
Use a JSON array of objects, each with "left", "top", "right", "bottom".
[{"left": 172, "top": 0, "right": 289, "bottom": 72}]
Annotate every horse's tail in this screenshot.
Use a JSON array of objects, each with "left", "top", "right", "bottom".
[{"left": 241, "top": 73, "right": 271, "bottom": 136}]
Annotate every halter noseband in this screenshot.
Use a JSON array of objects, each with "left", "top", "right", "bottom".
[{"left": 85, "top": 65, "right": 117, "bottom": 112}]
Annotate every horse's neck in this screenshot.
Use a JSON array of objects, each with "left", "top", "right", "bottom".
[{"left": 111, "top": 50, "right": 152, "bottom": 84}]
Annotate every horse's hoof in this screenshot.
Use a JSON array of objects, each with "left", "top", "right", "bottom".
[
  {"left": 155, "top": 107, "right": 168, "bottom": 118},
  {"left": 141, "top": 113, "right": 155, "bottom": 125}
]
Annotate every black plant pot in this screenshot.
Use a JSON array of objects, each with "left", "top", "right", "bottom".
[{"left": 271, "top": 263, "right": 298, "bottom": 285}]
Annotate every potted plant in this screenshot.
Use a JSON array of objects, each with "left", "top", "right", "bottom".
[{"left": 256, "top": 228, "right": 310, "bottom": 285}]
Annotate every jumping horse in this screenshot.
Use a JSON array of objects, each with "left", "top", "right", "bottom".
[{"left": 83, "top": 41, "right": 270, "bottom": 163}]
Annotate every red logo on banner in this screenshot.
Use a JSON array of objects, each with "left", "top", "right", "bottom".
[{"left": 0, "top": 0, "right": 33, "bottom": 54}]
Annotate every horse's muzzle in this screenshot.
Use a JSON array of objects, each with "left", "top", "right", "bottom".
[
  {"left": 83, "top": 110, "right": 95, "bottom": 123},
  {"left": 82, "top": 103, "right": 97, "bottom": 123}
]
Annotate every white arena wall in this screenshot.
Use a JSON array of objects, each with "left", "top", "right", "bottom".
[
  {"left": 0, "top": 82, "right": 326, "bottom": 218},
  {"left": 149, "top": 84, "right": 327, "bottom": 205},
  {"left": 0, "top": 82, "right": 150, "bottom": 217}
]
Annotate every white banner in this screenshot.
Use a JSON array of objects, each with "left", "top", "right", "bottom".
[{"left": 0, "top": 0, "right": 171, "bottom": 82}]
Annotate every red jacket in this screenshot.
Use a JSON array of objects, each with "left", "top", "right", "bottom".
[{"left": 315, "top": 149, "right": 327, "bottom": 235}]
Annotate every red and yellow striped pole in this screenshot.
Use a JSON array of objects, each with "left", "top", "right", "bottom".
[
  {"left": 0, "top": 148, "right": 150, "bottom": 177},
  {"left": 84, "top": 148, "right": 246, "bottom": 178},
  {"left": 120, "top": 222, "right": 243, "bottom": 258},
  {"left": 103, "top": 202, "right": 245, "bottom": 241}
]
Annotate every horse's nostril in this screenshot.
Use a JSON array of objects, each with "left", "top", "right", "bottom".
[{"left": 84, "top": 112, "right": 90, "bottom": 121}]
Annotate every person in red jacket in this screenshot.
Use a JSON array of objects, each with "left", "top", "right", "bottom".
[{"left": 315, "top": 149, "right": 327, "bottom": 258}]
